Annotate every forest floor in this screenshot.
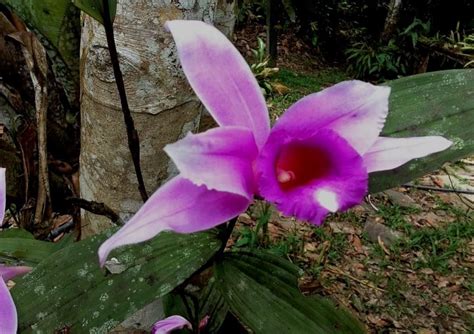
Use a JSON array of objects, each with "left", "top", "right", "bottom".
[{"left": 231, "top": 25, "right": 474, "bottom": 334}]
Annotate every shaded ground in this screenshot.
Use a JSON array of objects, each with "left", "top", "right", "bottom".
[
  {"left": 234, "top": 26, "right": 473, "bottom": 332},
  {"left": 233, "top": 172, "right": 473, "bottom": 333}
]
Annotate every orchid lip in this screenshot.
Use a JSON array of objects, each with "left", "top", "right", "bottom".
[
  {"left": 314, "top": 189, "right": 339, "bottom": 212},
  {"left": 275, "top": 143, "right": 332, "bottom": 191}
]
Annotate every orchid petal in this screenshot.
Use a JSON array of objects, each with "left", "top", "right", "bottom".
[
  {"left": 164, "top": 126, "right": 258, "bottom": 198},
  {"left": 0, "top": 278, "right": 17, "bottom": 334},
  {"left": 273, "top": 81, "right": 390, "bottom": 154},
  {"left": 0, "top": 265, "right": 32, "bottom": 282},
  {"left": 364, "top": 136, "right": 453, "bottom": 173},
  {"left": 166, "top": 20, "right": 270, "bottom": 148},
  {"left": 257, "top": 128, "right": 367, "bottom": 225},
  {"left": 151, "top": 315, "right": 192, "bottom": 334},
  {"left": 0, "top": 265, "right": 30, "bottom": 334},
  {"left": 98, "top": 176, "right": 250, "bottom": 266},
  {"left": 0, "top": 168, "right": 6, "bottom": 226}
]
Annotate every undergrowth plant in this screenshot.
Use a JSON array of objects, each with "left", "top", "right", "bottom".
[
  {"left": 250, "top": 37, "right": 279, "bottom": 96},
  {"left": 346, "top": 18, "right": 430, "bottom": 81}
]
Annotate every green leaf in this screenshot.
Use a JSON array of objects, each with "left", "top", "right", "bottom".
[
  {"left": 0, "top": 238, "right": 58, "bottom": 265},
  {"left": 13, "top": 230, "right": 221, "bottom": 333},
  {"left": 72, "top": 0, "right": 117, "bottom": 24},
  {"left": 198, "top": 279, "right": 229, "bottom": 333},
  {"left": 0, "top": 228, "right": 35, "bottom": 239},
  {"left": 164, "top": 278, "right": 229, "bottom": 333},
  {"left": 370, "top": 69, "right": 474, "bottom": 193},
  {"left": 215, "top": 251, "right": 365, "bottom": 333},
  {"left": 0, "top": 0, "right": 80, "bottom": 74}
]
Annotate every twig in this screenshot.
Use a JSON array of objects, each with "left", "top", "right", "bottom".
[
  {"left": 15, "top": 31, "right": 52, "bottom": 226},
  {"left": 65, "top": 197, "right": 123, "bottom": 225},
  {"left": 365, "top": 194, "right": 379, "bottom": 211},
  {"left": 418, "top": 37, "right": 473, "bottom": 65},
  {"left": 402, "top": 183, "right": 474, "bottom": 195},
  {"left": 33, "top": 82, "right": 50, "bottom": 226},
  {"left": 326, "top": 266, "right": 386, "bottom": 292},
  {"left": 444, "top": 170, "right": 474, "bottom": 211},
  {"left": 101, "top": 0, "right": 148, "bottom": 202},
  {"left": 46, "top": 217, "right": 76, "bottom": 241}
]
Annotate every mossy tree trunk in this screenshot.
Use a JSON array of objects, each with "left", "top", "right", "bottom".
[{"left": 381, "top": 0, "right": 403, "bottom": 42}]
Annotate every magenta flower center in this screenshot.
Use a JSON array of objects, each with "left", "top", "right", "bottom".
[{"left": 275, "top": 144, "right": 331, "bottom": 191}]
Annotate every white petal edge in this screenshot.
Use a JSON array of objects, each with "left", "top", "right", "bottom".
[{"left": 364, "top": 136, "right": 453, "bottom": 173}]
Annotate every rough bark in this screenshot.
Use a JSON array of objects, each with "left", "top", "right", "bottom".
[
  {"left": 215, "top": 0, "right": 236, "bottom": 38},
  {"left": 381, "top": 0, "right": 402, "bottom": 42},
  {"left": 80, "top": 0, "right": 222, "bottom": 237}
]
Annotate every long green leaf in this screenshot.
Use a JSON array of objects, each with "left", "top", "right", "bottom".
[
  {"left": 0, "top": 0, "right": 80, "bottom": 73},
  {"left": 164, "top": 278, "right": 229, "bottom": 333},
  {"left": 215, "top": 251, "right": 365, "bottom": 333},
  {"left": 0, "top": 238, "right": 58, "bottom": 265},
  {"left": 13, "top": 230, "right": 221, "bottom": 333},
  {"left": 0, "top": 228, "right": 35, "bottom": 240},
  {"left": 72, "top": 0, "right": 117, "bottom": 24},
  {"left": 370, "top": 69, "right": 474, "bottom": 192}
]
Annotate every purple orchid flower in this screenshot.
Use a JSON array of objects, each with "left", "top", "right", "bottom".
[
  {"left": 151, "top": 315, "right": 192, "bottom": 334},
  {"left": 0, "top": 168, "right": 32, "bottom": 333},
  {"left": 98, "top": 20, "right": 451, "bottom": 265}
]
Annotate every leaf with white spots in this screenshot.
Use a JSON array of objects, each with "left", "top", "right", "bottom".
[
  {"left": 370, "top": 69, "right": 474, "bottom": 192},
  {"left": 12, "top": 229, "right": 221, "bottom": 333}
]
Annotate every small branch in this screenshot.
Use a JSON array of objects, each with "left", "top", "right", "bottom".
[
  {"left": 101, "top": 1, "right": 148, "bottom": 202},
  {"left": 326, "top": 266, "right": 386, "bottom": 292},
  {"left": 418, "top": 37, "right": 473, "bottom": 65},
  {"left": 444, "top": 171, "right": 474, "bottom": 211},
  {"left": 16, "top": 31, "right": 52, "bottom": 226},
  {"left": 403, "top": 183, "right": 474, "bottom": 195},
  {"left": 365, "top": 194, "right": 380, "bottom": 212},
  {"left": 33, "top": 83, "right": 50, "bottom": 226},
  {"left": 46, "top": 217, "right": 76, "bottom": 241},
  {"left": 65, "top": 197, "right": 123, "bottom": 225}
]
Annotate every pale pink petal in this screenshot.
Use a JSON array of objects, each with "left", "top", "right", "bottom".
[
  {"left": 364, "top": 136, "right": 453, "bottom": 173},
  {"left": 0, "top": 168, "right": 6, "bottom": 226},
  {"left": 164, "top": 126, "right": 258, "bottom": 198},
  {"left": 151, "top": 315, "right": 192, "bottom": 334},
  {"left": 0, "top": 265, "right": 32, "bottom": 282},
  {"left": 165, "top": 20, "right": 270, "bottom": 148},
  {"left": 0, "top": 278, "right": 17, "bottom": 334},
  {"left": 0, "top": 265, "right": 29, "bottom": 334},
  {"left": 98, "top": 176, "right": 250, "bottom": 266},
  {"left": 256, "top": 127, "right": 367, "bottom": 225},
  {"left": 273, "top": 81, "right": 390, "bottom": 154}
]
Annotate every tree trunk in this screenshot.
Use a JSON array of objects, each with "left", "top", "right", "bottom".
[
  {"left": 215, "top": 0, "right": 236, "bottom": 38},
  {"left": 266, "top": 0, "right": 278, "bottom": 66},
  {"left": 381, "top": 0, "right": 402, "bottom": 42},
  {"left": 80, "top": 0, "right": 222, "bottom": 237}
]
